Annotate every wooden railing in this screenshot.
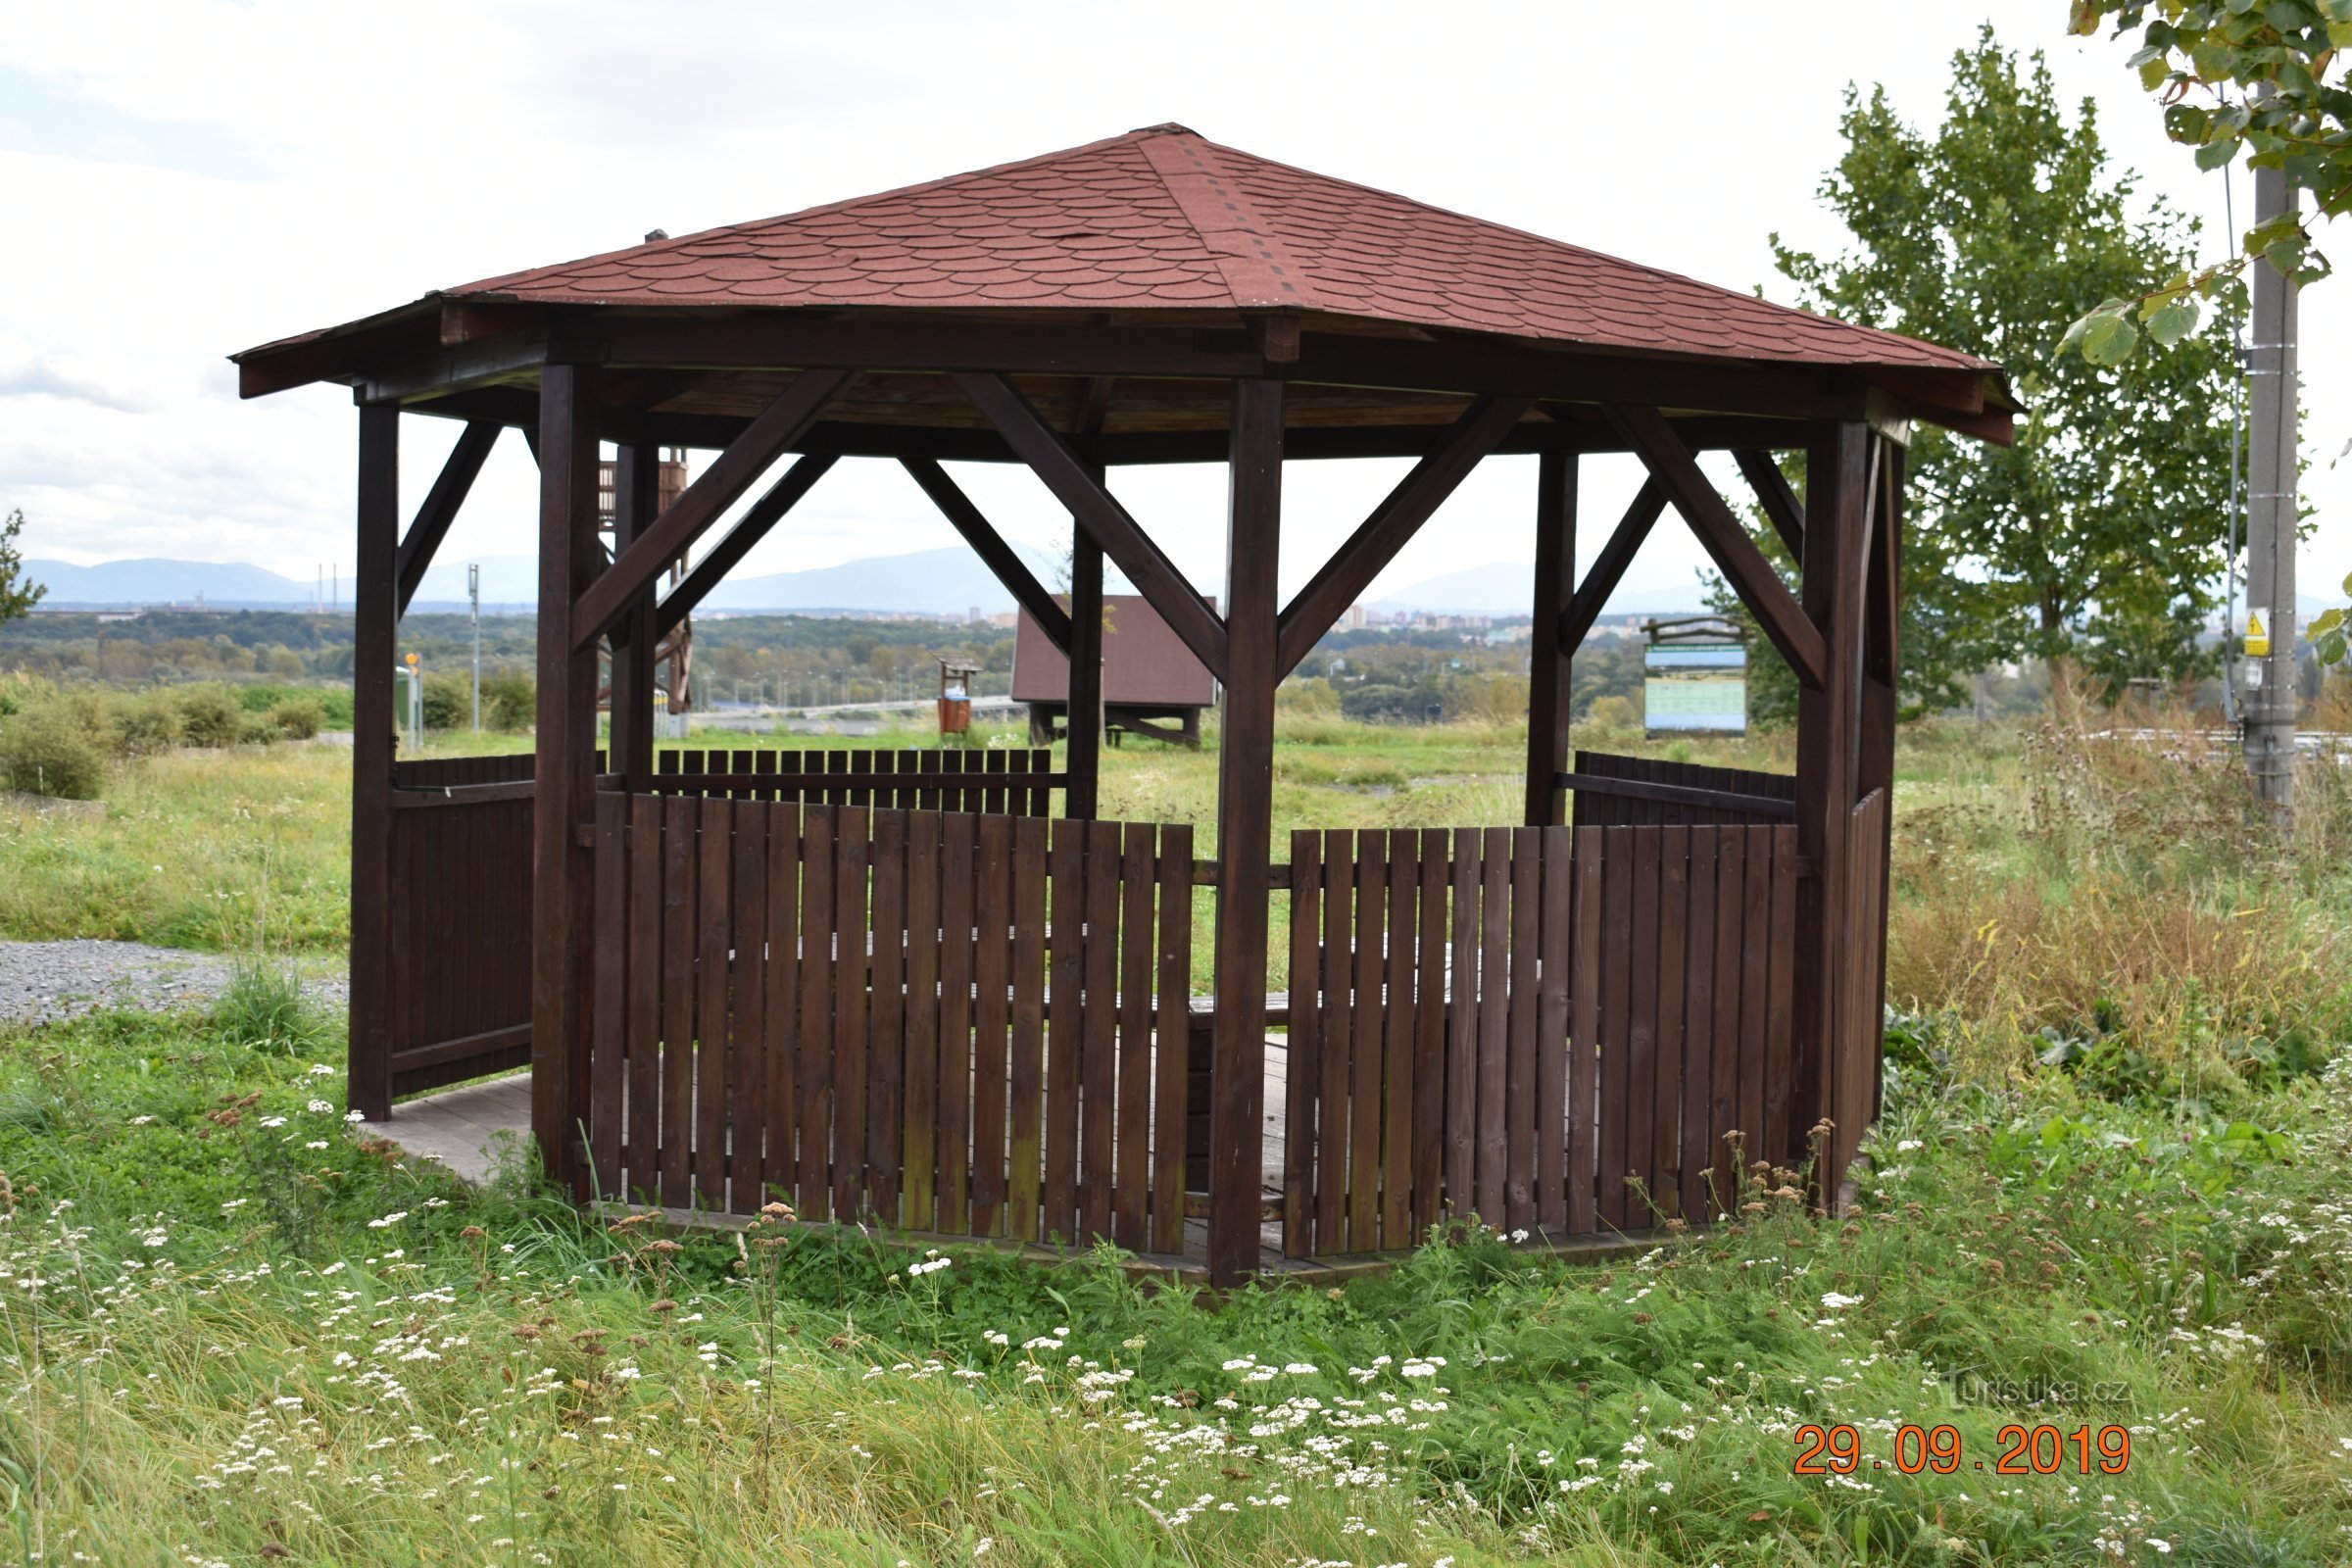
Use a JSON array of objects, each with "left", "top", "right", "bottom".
[
  {"left": 628, "top": 747, "right": 1058, "bottom": 815},
  {"left": 1282, "top": 820, "right": 1800, "bottom": 1256},
  {"left": 361, "top": 748, "right": 1054, "bottom": 1110},
  {"left": 372, "top": 749, "right": 1863, "bottom": 1265},
  {"left": 393, "top": 753, "right": 536, "bottom": 789},
  {"left": 1564, "top": 750, "right": 1796, "bottom": 827},
  {"left": 586, "top": 796, "right": 1195, "bottom": 1250}
]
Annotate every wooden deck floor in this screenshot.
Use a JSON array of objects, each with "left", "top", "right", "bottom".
[
  {"left": 363, "top": 1036, "right": 1664, "bottom": 1282},
  {"left": 364, "top": 1034, "right": 1306, "bottom": 1274}
]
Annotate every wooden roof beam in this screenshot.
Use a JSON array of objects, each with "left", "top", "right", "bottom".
[
  {"left": 653, "top": 453, "right": 840, "bottom": 640},
  {"left": 570, "top": 368, "right": 853, "bottom": 652},
  {"left": 951, "top": 370, "right": 1230, "bottom": 685},
  {"left": 899, "top": 456, "right": 1074, "bottom": 654},
  {"left": 234, "top": 305, "right": 436, "bottom": 398},
  {"left": 394, "top": 421, "right": 502, "bottom": 617},
  {"left": 1556, "top": 479, "right": 1669, "bottom": 655},
  {"left": 1610, "top": 402, "right": 1826, "bottom": 690},
  {"left": 571, "top": 315, "right": 1268, "bottom": 381},
  {"left": 1732, "top": 447, "right": 1805, "bottom": 561},
  {"left": 354, "top": 329, "right": 549, "bottom": 406},
  {"left": 1275, "top": 394, "right": 1533, "bottom": 678}
]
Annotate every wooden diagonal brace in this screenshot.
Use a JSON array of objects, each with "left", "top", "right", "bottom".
[
  {"left": 570, "top": 368, "right": 853, "bottom": 652},
  {"left": 951, "top": 371, "right": 1229, "bottom": 685},
  {"left": 1611, "top": 403, "right": 1827, "bottom": 690},
  {"left": 1732, "top": 447, "right": 1805, "bottom": 561},
  {"left": 1556, "top": 478, "right": 1668, "bottom": 654},
  {"left": 1274, "top": 394, "right": 1533, "bottom": 678},
  {"left": 654, "top": 453, "right": 838, "bottom": 640},
  {"left": 900, "top": 456, "right": 1073, "bottom": 653},
  {"left": 394, "top": 421, "right": 502, "bottom": 616}
]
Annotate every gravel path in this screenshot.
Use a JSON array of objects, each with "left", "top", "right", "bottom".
[{"left": 0, "top": 939, "right": 349, "bottom": 1027}]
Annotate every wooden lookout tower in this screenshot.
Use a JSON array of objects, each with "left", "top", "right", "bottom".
[{"left": 232, "top": 124, "right": 2012, "bottom": 1286}]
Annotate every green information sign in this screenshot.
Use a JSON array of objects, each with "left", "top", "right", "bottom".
[{"left": 1643, "top": 644, "right": 1746, "bottom": 733}]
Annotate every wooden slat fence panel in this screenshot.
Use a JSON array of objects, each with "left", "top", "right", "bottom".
[
  {"left": 393, "top": 752, "right": 535, "bottom": 789},
  {"left": 1283, "top": 821, "right": 1803, "bottom": 1257},
  {"left": 594, "top": 748, "right": 1059, "bottom": 814},
  {"left": 587, "top": 797, "right": 1192, "bottom": 1246},
  {"left": 1568, "top": 750, "right": 1796, "bottom": 829},
  {"left": 370, "top": 748, "right": 1042, "bottom": 1115},
  {"left": 377, "top": 759, "right": 534, "bottom": 1102}
]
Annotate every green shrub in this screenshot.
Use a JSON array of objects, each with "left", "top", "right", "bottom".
[
  {"left": 421, "top": 670, "right": 471, "bottom": 730},
  {"left": 270, "top": 698, "right": 325, "bottom": 739},
  {"left": 172, "top": 684, "right": 242, "bottom": 747},
  {"left": 0, "top": 702, "right": 110, "bottom": 798},
  {"left": 207, "top": 958, "right": 326, "bottom": 1055},
  {"left": 237, "top": 711, "right": 280, "bottom": 746},
  {"left": 483, "top": 668, "right": 534, "bottom": 731},
  {"left": 238, "top": 683, "right": 355, "bottom": 728},
  {"left": 110, "top": 689, "right": 184, "bottom": 757}
]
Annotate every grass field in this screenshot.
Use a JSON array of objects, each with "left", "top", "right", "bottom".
[{"left": 3, "top": 712, "right": 2351, "bottom": 1562}]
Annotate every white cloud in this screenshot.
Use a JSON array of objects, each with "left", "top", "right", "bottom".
[
  {"left": 0, "top": 0, "right": 2338, "bottom": 612},
  {"left": 0, "top": 354, "right": 153, "bottom": 412}
]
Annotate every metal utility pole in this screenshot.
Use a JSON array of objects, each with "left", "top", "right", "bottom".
[
  {"left": 468, "top": 563, "right": 482, "bottom": 733},
  {"left": 2242, "top": 165, "right": 2299, "bottom": 822}
]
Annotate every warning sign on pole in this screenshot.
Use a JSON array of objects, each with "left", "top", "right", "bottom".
[{"left": 2244, "top": 610, "right": 2271, "bottom": 659}]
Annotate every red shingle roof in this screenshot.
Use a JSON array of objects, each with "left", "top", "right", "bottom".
[{"left": 449, "top": 124, "right": 1989, "bottom": 375}]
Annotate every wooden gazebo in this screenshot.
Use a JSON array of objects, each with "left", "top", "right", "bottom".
[{"left": 233, "top": 125, "right": 2011, "bottom": 1285}]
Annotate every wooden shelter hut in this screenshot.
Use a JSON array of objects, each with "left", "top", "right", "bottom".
[
  {"left": 1013, "top": 592, "right": 1218, "bottom": 747},
  {"left": 232, "top": 124, "right": 2012, "bottom": 1286}
]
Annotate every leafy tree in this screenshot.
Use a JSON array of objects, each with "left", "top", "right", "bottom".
[
  {"left": 0, "top": 509, "right": 44, "bottom": 625},
  {"left": 2062, "top": 0, "right": 2348, "bottom": 362},
  {"left": 1772, "top": 29, "right": 2239, "bottom": 697}
]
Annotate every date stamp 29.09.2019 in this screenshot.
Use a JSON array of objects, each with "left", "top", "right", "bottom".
[{"left": 1793, "top": 1423, "right": 2134, "bottom": 1478}]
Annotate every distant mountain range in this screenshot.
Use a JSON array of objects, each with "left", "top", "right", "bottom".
[
  {"left": 692, "top": 545, "right": 1054, "bottom": 615},
  {"left": 27, "top": 545, "right": 1058, "bottom": 617},
  {"left": 26, "top": 558, "right": 324, "bottom": 609},
  {"left": 1369, "top": 561, "right": 1704, "bottom": 617},
  {"left": 29, "top": 553, "right": 2352, "bottom": 622}
]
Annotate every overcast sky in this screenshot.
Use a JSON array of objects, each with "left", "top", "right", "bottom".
[{"left": 1, "top": 0, "right": 2342, "bottom": 615}]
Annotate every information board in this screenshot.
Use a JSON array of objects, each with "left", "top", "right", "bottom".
[{"left": 1642, "top": 643, "right": 1747, "bottom": 733}]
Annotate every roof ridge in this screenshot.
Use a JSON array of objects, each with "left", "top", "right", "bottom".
[
  {"left": 365, "top": 124, "right": 1996, "bottom": 382},
  {"left": 455, "top": 126, "right": 1173, "bottom": 299},
  {"left": 1134, "top": 130, "right": 1321, "bottom": 312}
]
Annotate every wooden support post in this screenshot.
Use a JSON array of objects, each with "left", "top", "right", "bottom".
[
  {"left": 532, "top": 364, "right": 605, "bottom": 1193},
  {"left": 1209, "top": 377, "right": 1283, "bottom": 1288},
  {"left": 1064, "top": 458, "right": 1105, "bottom": 821},
  {"left": 1857, "top": 440, "right": 1902, "bottom": 1131},
  {"left": 1525, "top": 444, "right": 1577, "bottom": 826},
  {"left": 608, "top": 441, "right": 661, "bottom": 792},
  {"left": 349, "top": 404, "right": 399, "bottom": 1121},
  {"left": 1789, "top": 422, "right": 1871, "bottom": 1177}
]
